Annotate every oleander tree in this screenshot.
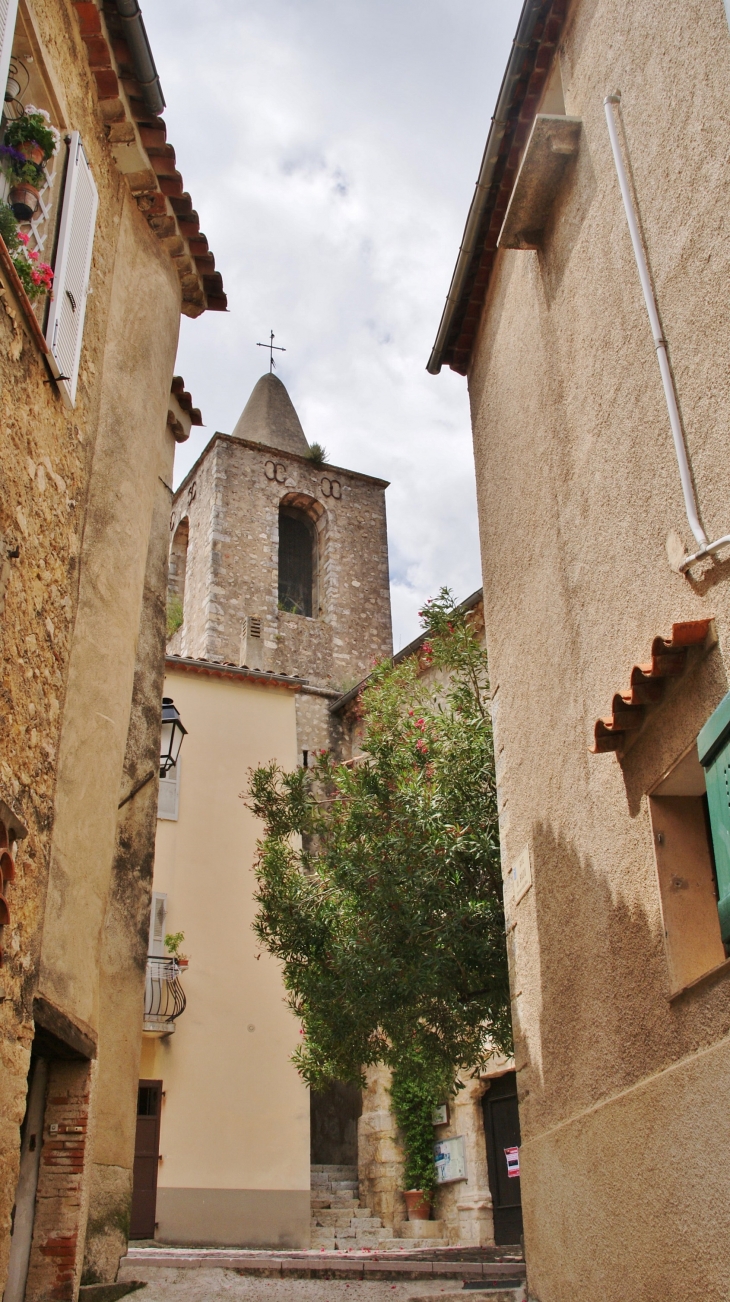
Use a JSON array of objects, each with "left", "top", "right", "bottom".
[{"left": 246, "top": 589, "right": 510, "bottom": 1192}]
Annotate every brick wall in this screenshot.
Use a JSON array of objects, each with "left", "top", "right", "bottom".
[{"left": 25, "top": 1059, "right": 93, "bottom": 1302}]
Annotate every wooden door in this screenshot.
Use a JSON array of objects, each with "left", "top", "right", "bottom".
[
  {"left": 482, "top": 1071, "right": 523, "bottom": 1245},
  {"left": 130, "top": 1080, "right": 162, "bottom": 1239}
]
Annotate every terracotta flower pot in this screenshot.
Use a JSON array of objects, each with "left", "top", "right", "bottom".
[
  {"left": 18, "top": 140, "right": 45, "bottom": 166},
  {"left": 404, "top": 1189, "right": 431, "bottom": 1221},
  {"left": 9, "top": 182, "right": 39, "bottom": 221}
]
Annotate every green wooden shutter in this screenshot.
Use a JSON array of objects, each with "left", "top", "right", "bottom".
[{"left": 698, "top": 692, "right": 730, "bottom": 942}]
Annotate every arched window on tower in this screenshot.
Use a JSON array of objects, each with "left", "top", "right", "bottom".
[
  {"left": 278, "top": 505, "right": 316, "bottom": 617},
  {"left": 168, "top": 518, "right": 189, "bottom": 634}
]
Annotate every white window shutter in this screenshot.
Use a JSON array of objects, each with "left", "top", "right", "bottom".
[
  {"left": 148, "top": 892, "right": 167, "bottom": 957},
  {"left": 45, "top": 132, "right": 99, "bottom": 409},
  {"left": 0, "top": 0, "right": 19, "bottom": 119},
  {"left": 157, "top": 759, "right": 180, "bottom": 821}
]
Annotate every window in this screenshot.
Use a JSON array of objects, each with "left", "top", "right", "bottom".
[
  {"left": 148, "top": 892, "right": 167, "bottom": 956},
  {"left": 278, "top": 505, "right": 316, "bottom": 617},
  {"left": 44, "top": 132, "right": 98, "bottom": 407},
  {"left": 157, "top": 760, "right": 179, "bottom": 821},
  {"left": 168, "top": 519, "right": 189, "bottom": 630},
  {"left": 649, "top": 742, "right": 726, "bottom": 994}
]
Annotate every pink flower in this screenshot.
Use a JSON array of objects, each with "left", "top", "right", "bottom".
[
  {"left": 17, "top": 231, "right": 28, "bottom": 245},
  {"left": 416, "top": 739, "right": 428, "bottom": 754}
]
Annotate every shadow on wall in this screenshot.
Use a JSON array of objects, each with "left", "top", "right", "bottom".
[
  {"left": 522, "top": 818, "right": 730, "bottom": 1301},
  {"left": 527, "top": 820, "right": 690, "bottom": 1125}
]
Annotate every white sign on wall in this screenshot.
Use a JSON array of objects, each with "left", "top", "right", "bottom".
[{"left": 434, "top": 1135, "right": 467, "bottom": 1184}]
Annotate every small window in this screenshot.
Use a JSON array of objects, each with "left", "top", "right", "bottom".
[
  {"left": 167, "top": 519, "right": 188, "bottom": 633},
  {"left": 649, "top": 744, "right": 726, "bottom": 993},
  {"left": 278, "top": 505, "right": 315, "bottom": 617},
  {"left": 148, "top": 892, "right": 167, "bottom": 957},
  {"left": 157, "top": 760, "right": 179, "bottom": 822},
  {"left": 137, "top": 1084, "right": 159, "bottom": 1117}
]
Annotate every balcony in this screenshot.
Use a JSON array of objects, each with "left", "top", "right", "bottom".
[{"left": 143, "top": 956, "right": 187, "bottom": 1036}]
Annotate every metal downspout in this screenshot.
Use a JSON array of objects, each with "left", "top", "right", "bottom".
[
  {"left": 114, "top": 0, "right": 165, "bottom": 117},
  {"left": 604, "top": 94, "right": 730, "bottom": 573},
  {"left": 427, "top": 0, "right": 549, "bottom": 375}
]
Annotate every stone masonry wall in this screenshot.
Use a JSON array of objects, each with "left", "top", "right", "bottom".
[
  {"left": 169, "top": 436, "right": 392, "bottom": 693},
  {"left": 0, "top": 1, "right": 183, "bottom": 1289}
]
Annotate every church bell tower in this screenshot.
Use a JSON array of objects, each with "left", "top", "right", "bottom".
[{"left": 166, "top": 372, "right": 393, "bottom": 752}]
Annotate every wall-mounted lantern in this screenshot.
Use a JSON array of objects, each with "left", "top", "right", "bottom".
[{"left": 160, "top": 697, "right": 187, "bottom": 777}]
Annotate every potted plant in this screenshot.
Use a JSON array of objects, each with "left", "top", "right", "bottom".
[
  {"left": 164, "top": 930, "right": 189, "bottom": 967},
  {"left": 0, "top": 201, "right": 53, "bottom": 300},
  {"left": 390, "top": 1056, "right": 453, "bottom": 1222},
  {"left": 2, "top": 106, "right": 60, "bottom": 220}
]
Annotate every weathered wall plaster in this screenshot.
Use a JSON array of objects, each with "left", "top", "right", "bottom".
[{"left": 464, "top": 0, "right": 730, "bottom": 1296}]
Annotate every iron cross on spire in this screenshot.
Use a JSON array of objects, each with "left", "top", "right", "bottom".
[{"left": 256, "top": 330, "right": 286, "bottom": 373}]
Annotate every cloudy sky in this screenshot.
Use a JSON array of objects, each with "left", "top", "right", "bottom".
[{"left": 142, "top": 0, "right": 523, "bottom": 650}]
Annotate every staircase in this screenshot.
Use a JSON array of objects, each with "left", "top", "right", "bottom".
[{"left": 310, "top": 1164, "right": 449, "bottom": 1250}]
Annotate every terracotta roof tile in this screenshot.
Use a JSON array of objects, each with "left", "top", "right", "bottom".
[
  {"left": 590, "top": 619, "right": 715, "bottom": 754},
  {"left": 70, "top": 0, "right": 227, "bottom": 318},
  {"left": 171, "top": 376, "right": 202, "bottom": 426}
]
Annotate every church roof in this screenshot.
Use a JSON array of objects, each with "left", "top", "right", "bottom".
[{"left": 232, "top": 373, "right": 310, "bottom": 456}]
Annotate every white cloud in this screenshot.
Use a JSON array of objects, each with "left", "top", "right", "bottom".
[{"left": 142, "top": 0, "right": 522, "bottom": 649}]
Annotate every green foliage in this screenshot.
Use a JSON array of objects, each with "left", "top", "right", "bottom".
[
  {"left": 0, "top": 202, "right": 19, "bottom": 251},
  {"left": 6, "top": 111, "right": 58, "bottom": 160},
  {"left": 247, "top": 588, "right": 511, "bottom": 1188},
  {"left": 390, "top": 1051, "right": 454, "bottom": 1194},
  {"left": 164, "top": 931, "right": 185, "bottom": 956},
  {"left": 166, "top": 593, "right": 184, "bottom": 638},
  {"left": 306, "top": 442, "right": 328, "bottom": 465}
]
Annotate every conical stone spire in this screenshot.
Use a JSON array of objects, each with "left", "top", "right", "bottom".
[{"left": 232, "top": 373, "right": 310, "bottom": 456}]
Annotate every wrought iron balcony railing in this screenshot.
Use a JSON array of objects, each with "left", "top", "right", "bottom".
[{"left": 143, "top": 956, "right": 187, "bottom": 1036}]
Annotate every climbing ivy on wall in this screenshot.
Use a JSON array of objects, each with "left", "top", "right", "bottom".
[{"left": 247, "top": 589, "right": 511, "bottom": 1189}]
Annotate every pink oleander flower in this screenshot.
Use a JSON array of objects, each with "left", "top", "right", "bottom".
[{"left": 416, "top": 739, "right": 428, "bottom": 754}]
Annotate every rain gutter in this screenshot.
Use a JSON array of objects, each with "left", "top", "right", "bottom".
[
  {"left": 114, "top": 0, "right": 165, "bottom": 116},
  {"left": 427, "top": 0, "right": 549, "bottom": 376}
]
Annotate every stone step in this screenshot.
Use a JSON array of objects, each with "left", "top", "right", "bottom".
[
  {"left": 330, "top": 1180, "right": 358, "bottom": 1191},
  {"left": 310, "top": 1231, "right": 336, "bottom": 1248},
  {"left": 313, "top": 1210, "right": 356, "bottom": 1227},
  {"left": 311, "top": 1164, "right": 358, "bottom": 1178},
  {"left": 378, "top": 1238, "right": 450, "bottom": 1250},
  {"left": 397, "top": 1220, "right": 446, "bottom": 1239},
  {"left": 408, "top": 1291, "right": 525, "bottom": 1302},
  {"left": 350, "top": 1216, "right": 382, "bottom": 1231},
  {"left": 351, "top": 1207, "right": 376, "bottom": 1219}
]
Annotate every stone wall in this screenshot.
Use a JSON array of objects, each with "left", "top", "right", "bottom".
[
  {"left": 0, "top": 0, "right": 184, "bottom": 1293},
  {"left": 169, "top": 435, "right": 392, "bottom": 694}
]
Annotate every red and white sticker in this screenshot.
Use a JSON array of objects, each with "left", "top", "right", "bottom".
[{"left": 504, "top": 1146, "right": 520, "bottom": 1178}]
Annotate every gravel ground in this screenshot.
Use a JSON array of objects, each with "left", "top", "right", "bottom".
[{"left": 115, "top": 1267, "right": 477, "bottom": 1302}]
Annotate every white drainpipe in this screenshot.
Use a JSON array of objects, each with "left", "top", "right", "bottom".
[{"left": 604, "top": 93, "right": 730, "bottom": 572}]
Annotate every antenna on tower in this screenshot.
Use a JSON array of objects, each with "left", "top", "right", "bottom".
[{"left": 256, "top": 330, "right": 286, "bottom": 373}]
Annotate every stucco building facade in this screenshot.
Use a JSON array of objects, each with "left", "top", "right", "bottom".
[
  {"left": 0, "top": 3, "right": 225, "bottom": 1299},
  {"left": 430, "top": 1, "right": 730, "bottom": 1299}
]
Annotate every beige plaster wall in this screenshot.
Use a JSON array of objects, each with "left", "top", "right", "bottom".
[
  {"left": 465, "top": 0, "right": 730, "bottom": 1297},
  {"left": 141, "top": 668, "right": 310, "bottom": 1248}
]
